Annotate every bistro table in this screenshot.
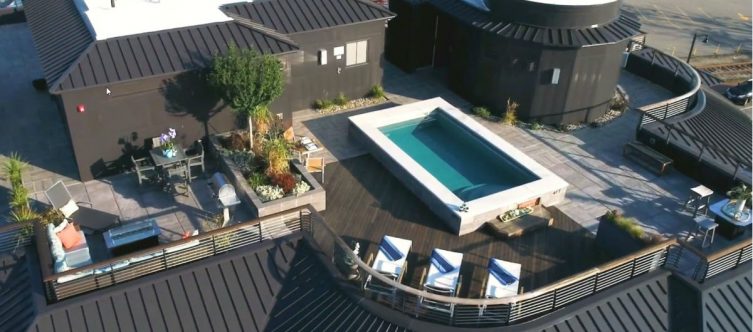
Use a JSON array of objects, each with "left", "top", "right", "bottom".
[
  {"left": 709, "top": 199, "right": 752, "bottom": 240},
  {"left": 149, "top": 144, "right": 188, "bottom": 167},
  {"left": 292, "top": 136, "right": 322, "bottom": 163}
]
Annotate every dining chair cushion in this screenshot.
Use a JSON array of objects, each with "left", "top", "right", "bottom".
[{"left": 57, "top": 223, "right": 84, "bottom": 249}]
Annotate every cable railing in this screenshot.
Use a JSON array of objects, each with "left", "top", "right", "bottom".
[
  {"left": 0, "top": 222, "right": 32, "bottom": 254},
  {"left": 307, "top": 212, "right": 676, "bottom": 327},
  {"left": 35, "top": 207, "right": 312, "bottom": 302}
]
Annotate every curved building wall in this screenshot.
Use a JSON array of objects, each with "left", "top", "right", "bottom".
[{"left": 488, "top": 0, "right": 622, "bottom": 28}]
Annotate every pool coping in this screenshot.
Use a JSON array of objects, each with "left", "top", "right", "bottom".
[{"left": 349, "top": 97, "right": 569, "bottom": 235}]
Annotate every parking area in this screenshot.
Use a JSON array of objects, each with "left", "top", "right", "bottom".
[{"left": 624, "top": 0, "right": 752, "bottom": 58}]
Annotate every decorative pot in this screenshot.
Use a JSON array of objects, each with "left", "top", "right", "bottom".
[{"left": 162, "top": 148, "right": 176, "bottom": 158}]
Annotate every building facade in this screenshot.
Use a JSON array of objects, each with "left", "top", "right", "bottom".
[
  {"left": 24, "top": 0, "right": 393, "bottom": 180},
  {"left": 387, "top": 0, "right": 641, "bottom": 125}
]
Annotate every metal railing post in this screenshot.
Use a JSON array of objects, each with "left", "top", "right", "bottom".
[
  {"left": 735, "top": 247, "right": 744, "bottom": 267},
  {"left": 630, "top": 258, "right": 637, "bottom": 278}
]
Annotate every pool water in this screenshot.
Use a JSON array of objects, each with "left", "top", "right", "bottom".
[{"left": 380, "top": 111, "right": 538, "bottom": 201}]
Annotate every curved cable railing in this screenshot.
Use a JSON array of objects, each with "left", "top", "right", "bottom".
[{"left": 307, "top": 211, "right": 675, "bottom": 327}]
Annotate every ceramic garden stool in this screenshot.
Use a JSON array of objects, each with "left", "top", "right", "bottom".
[{"left": 685, "top": 185, "right": 713, "bottom": 218}]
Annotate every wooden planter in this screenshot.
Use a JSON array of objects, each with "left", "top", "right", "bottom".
[{"left": 209, "top": 134, "right": 326, "bottom": 218}]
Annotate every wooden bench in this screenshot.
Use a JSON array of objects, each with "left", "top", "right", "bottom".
[
  {"left": 487, "top": 205, "right": 554, "bottom": 239},
  {"left": 623, "top": 141, "right": 673, "bottom": 175}
]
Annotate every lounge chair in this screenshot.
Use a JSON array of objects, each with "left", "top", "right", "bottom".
[
  {"left": 364, "top": 235, "right": 412, "bottom": 295},
  {"left": 45, "top": 181, "right": 119, "bottom": 232},
  {"left": 479, "top": 258, "right": 521, "bottom": 316},
  {"left": 420, "top": 248, "right": 463, "bottom": 316},
  {"left": 305, "top": 157, "right": 325, "bottom": 184}
]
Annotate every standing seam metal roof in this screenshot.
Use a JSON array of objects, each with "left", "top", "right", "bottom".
[
  {"left": 23, "top": 0, "right": 300, "bottom": 94},
  {"left": 702, "top": 264, "right": 752, "bottom": 331},
  {"left": 428, "top": 0, "right": 641, "bottom": 48},
  {"left": 29, "top": 237, "right": 409, "bottom": 332},
  {"left": 221, "top": 0, "right": 395, "bottom": 34}
]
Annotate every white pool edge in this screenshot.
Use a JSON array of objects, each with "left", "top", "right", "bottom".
[{"left": 349, "top": 97, "right": 569, "bottom": 235}]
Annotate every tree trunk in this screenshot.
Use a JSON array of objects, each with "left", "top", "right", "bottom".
[{"left": 248, "top": 116, "right": 254, "bottom": 151}]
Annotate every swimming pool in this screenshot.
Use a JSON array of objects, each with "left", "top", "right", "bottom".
[
  {"left": 380, "top": 114, "right": 537, "bottom": 201},
  {"left": 349, "top": 98, "right": 568, "bottom": 235}
]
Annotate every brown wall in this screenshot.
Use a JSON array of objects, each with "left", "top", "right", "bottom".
[{"left": 57, "top": 21, "right": 389, "bottom": 180}]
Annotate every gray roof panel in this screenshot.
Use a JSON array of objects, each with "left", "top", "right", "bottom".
[
  {"left": 23, "top": 0, "right": 94, "bottom": 89},
  {"left": 222, "top": 0, "right": 395, "bottom": 34},
  {"left": 51, "top": 21, "right": 298, "bottom": 92},
  {"left": 428, "top": 0, "right": 641, "bottom": 47},
  {"left": 29, "top": 237, "right": 409, "bottom": 332},
  {"left": 702, "top": 264, "right": 752, "bottom": 331}
]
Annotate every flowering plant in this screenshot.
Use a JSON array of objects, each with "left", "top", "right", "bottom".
[{"left": 160, "top": 128, "right": 177, "bottom": 151}]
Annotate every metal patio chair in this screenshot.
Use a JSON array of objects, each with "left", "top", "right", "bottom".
[
  {"left": 184, "top": 140, "right": 205, "bottom": 182},
  {"left": 131, "top": 155, "right": 157, "bottom": 185}
]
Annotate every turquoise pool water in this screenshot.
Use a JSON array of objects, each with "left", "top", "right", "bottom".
[{"left": 380, "top": 111, "right": 538, "bottom": 201}]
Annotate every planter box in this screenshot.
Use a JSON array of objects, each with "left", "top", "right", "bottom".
[
  {"left": 595, "top": 215, "right": 655, "bottom": 258},
  {"left": 209, "top": 134, "right": 326, "bottom": 218}
]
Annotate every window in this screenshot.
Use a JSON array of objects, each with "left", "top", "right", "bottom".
[{"left": 346, "top": 40, "right": 368, "bottom": 66}]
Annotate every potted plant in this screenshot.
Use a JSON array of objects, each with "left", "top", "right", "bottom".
[
  {"left": 726, "top": 183, "right": 751, "bottom": 220},
  {"left": 159, "top": 128, "right": 177, "bottom": 158}
]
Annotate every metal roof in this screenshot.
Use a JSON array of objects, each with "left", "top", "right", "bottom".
[
  {"left": 29, "top": 237, "right": 409, "bottom": 332},
  {"left": 701, "top": 264, "right": 752, "bottom": 331},
  {"left": 427, "top": 0, "right": 641, "bottom": 48},
  {"left": 23, "top": 0, "right": 94, "bottom": 91},
  {"left": 0, "top": 251, "right": 36, "bottom": 332},
  {"left": 222, "top": 0, "right": 395, "bottom": 34},
  {"left": 53, "top": 22, "right": 299, "bottom": 93},
  {"left": 23, "top": 0, "right": 299, "bottom": 93},
  {"left": 536, "top": 270, "right": 670, "bottom": 332}
]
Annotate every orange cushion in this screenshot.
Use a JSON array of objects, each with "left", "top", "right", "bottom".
[{"left": 57, "top": 223, "right": 83, "bottom": 249}]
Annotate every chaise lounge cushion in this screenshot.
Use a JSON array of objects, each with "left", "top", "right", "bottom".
[
  {"left": 431, "top": 252, "right": 456, "bottom": 274},
  {"left": 489, "top": 259, "right": 518, "bottom": 285},
  {"left": 57, "top": 223, "right": 83, "bottom": 249},
  {"left": 380, "top": 237, "right": 404, "bottom": 261}
]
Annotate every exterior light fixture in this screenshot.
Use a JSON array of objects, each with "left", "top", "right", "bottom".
[{"left": 76, "top": 104, "right": 85, "bottom": 113}]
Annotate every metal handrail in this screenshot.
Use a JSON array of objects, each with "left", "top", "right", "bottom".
[
  {"left": 635, "top": 48, "right": 702, "bottom": 115},
  {"left": 309, "top": 211, "right": 676, "bottom": 308}
]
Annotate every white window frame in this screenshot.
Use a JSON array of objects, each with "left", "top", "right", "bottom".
[{"left": 345, "top": 40, "right": 368, "bottom": 67}]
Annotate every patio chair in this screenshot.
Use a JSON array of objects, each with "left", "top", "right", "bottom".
[
  {"left": 305, "top": 157, "right": 325, "bottom": 184},
  {"left": 151, "top": 136, "right": 162, "bottom": 149},
  {"left": 364, "top": 235, "right": 412, "bottom": 296},
  {"left": 131, "top": 155, "right": 156, "bottom": 185},
  {"left": 44, "top": 181, "right": 119, "bottom": 233},
  {"left": 478, "top": 258, "right": 521, "bottom": 316},
  {"left": 184, "top": 140, "right": 205, "bottom": 182},
  {"left": 420, "top": 248, "right": 463, "bottom": 316},
  {"left": 162, "top": 162, "right": 189, "bottom": 195}
]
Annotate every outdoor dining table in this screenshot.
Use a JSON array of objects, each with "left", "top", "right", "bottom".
[{"left": 149, "top": 144, "right": 188, "bottom": 167}]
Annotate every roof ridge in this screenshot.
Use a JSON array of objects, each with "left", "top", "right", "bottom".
[{"left": 224, "top": 12, "right": 299, "bottom": 46}]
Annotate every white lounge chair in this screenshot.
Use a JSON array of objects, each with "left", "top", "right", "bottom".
[
  {"left": 364, "top": 235, "right": 412, "bottom": 295},
  {"left": 420, "top": 248, "right": 463, "bottom": 316},
  {"left": 484, "top": 258, "right": 521, "bottom": 299},
  {"left": 479, "top": 258, "right": 521, "bottom": 317}
]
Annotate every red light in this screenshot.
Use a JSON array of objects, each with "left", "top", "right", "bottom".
[{"left": 76, "top": 104, "right": 85, "bottom": 113}]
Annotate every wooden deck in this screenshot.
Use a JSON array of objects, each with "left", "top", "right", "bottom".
[{"left": 323, "top": 155, "right": 613, "bottom": 297}]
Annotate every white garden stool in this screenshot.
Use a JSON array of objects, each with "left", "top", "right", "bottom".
[
  {"left": 685, "top": 185, "right": 713, "bottom": 217},
  {"left": 693, "top": 215, "right": 718, "bottom": 248}
]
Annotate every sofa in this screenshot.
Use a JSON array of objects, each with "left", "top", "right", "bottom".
[{"left": 47, "top": 220, "right": 92, "bottom": 274}]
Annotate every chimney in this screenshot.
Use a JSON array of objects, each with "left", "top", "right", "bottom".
[{"left": 111, "top": 0, "right": 115, "bottom": 8}]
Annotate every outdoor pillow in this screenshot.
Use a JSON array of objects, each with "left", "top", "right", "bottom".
[
  {"left": 59, "top": 200, "right": 79, "bottom": 218},
  {"left": 57, "top": 223, "right": 83, "bottom": 250},
  {"left": 489, "top": 260, "right": 518, "bottom": 286},
  {"left": 431, "top": 251, "right": 456, "bottom": 274},
  {"left": 380, "top": 237, "right": 404, "bottom": 261},
  {"left": 53, "top": 219, "right": 69, "bottom": 234},
  {"left": 54, "top": 259, "right": 69, "bottom": 274}
]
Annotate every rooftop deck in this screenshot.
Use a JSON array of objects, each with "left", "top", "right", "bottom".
[{"left": 323, "top": 155, "right": 614, "bottom": 297}]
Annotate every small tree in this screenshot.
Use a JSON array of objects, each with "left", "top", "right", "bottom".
[{"left": 208, "top": 44, "right": 284, "bottom": 150}]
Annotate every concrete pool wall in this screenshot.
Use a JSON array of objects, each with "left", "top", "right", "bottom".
[{"left": 348, "top": 97, "right": 569, "bottom": 235}]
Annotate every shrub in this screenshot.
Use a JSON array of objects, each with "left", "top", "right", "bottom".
[
  {"left": 2, "top": 152, "right": 25, "bottom": 188},
  {"left": 313, "top": 99, "right": 334, "bottom": 110},
  {"left": 369, "top": 85, "right": 385, "bottom": 99},
  {"left": 502, "top": 98, "right": 518, "bottom": 125},
  {"left": 255, "top": 185, "right": 284, "bottom": 202},
  {"left": 604, "top": 210, "right": 644, "bottom": 239},
  {"left": 247, "top": 171, "right": 268, "bottom": 189},
  {"left": 270, "top": 172, "right": 296, "bottom": 193},
  {"left": 227, "top": 150, "right": 255, "bottom": 175},
  {"left": 472, "top": 106, "right": 491, "bottom": 119},
  {"left": 333, "top": 92, "right": 349, "bottom": 106},
  {"left": 9, "top": 207, "right": 37, "bottom": 224},
  {"left": 263, "top": 135, "right": 291, "bottom": 176},
  {"left": 292, "top": 181, "right": 311, "bottom": 195},
  {"left": 225, "top": 132, "right": 249, "bottom": 151},
  {"left": 38, "top": 208, "right": 64, "bottom": 226},
  {"left": 530, "top": 121, "right": 543, "bottom": 130},
  {"left": 609, "top": 93, "right": 628, "bottom": 113},
  {"left": 9, "top": 185, "right": 29, "bottom": 210}
]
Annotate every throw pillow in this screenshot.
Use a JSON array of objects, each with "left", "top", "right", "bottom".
[
  {"left": 54, "top": 259, "right": 69, "bottom": 274},
  {"left": 53, "top": 219, "right": 69, "bottom": 233},
  {"left": 59, "top": 200, "right": 79, "bottom": 218},
  {"left": 57, "top": 223, "right": 83, "bottom": 249}
]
